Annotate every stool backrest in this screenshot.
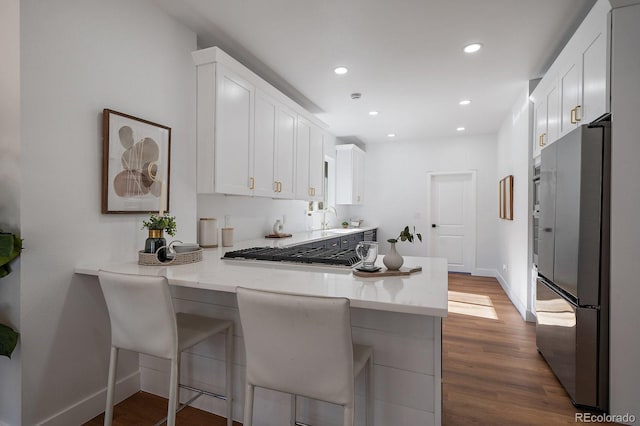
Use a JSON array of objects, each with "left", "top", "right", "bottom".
[
  {"left": 98, "top": 271, "right": 178, "bottom": 359},
  {"left": 237, "top": 287, "right": 355, "bottom": 406}
]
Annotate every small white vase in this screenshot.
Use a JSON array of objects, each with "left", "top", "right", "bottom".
[{"left": 383, "top": 242, "right": 404, "bottom": 271}]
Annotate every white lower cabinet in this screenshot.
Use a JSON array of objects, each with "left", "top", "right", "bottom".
[{"left": 336, "top": 144, "right": 365, "bottom": 205}]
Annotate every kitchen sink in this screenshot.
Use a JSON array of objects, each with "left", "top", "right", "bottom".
[{"left": 327, "top": 228, "right": 355, "bottom": 234}]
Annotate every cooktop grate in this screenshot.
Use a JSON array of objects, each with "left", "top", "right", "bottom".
[{"left": 222, "top": 246, "right": 360, "bottom": 267}]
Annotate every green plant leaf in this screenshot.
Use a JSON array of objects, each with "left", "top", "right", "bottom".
[{"left": 0, "top": 323, "right": 19, "bottom": 358}]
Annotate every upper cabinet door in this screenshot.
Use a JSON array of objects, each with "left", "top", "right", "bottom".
[
  {"left": 253, "top": 90, "right": 277, "bottom": 197},
  {"left": 581, "top": 31, "right": 607, "bottom": 124},
  {"left": 309, "top": 125, "right": 324, "bottom": 202},
  {"left": 295, "top": 116, "right": 311, "bottom": 200},
  {"left": 336, "top": 144, "right": 366, "bottom": 204},
  {"left": 215, "top": 64, "right": 254, "bottom": 196},
  {"left": 275, "top": 105, "right": 296, "bottom": 199},
  {"left": 560, "top": 61, "right": 580, "bottom": 137}
]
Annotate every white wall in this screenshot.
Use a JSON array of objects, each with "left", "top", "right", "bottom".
[
  {"left": 20, "top": 1, "right": 197, "bottom": 424},
  {"left": 609, "top": 2, "right": 640, "bottom": 420},
  {"left": 348, "top": 135, "right": 498, "bottom": 273},
  {"left": 494, "top": 87, "right": 532, "bottom": 319},
  {"left": 0, "top": 1, "right": 22, "bottom": 424}
]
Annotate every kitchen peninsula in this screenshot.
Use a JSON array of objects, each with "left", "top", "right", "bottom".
[{"left": 76, "top": 229, "right": 448, "bottom": 426}]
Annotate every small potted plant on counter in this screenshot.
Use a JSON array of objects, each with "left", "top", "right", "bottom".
[
  {"left": 142, "top": 214, "right": 177, "bottom": 261},
  {"left": 341, "top": 221, "right": 349, "bottom": 229},
  {"left": 384, "top": 225, "right": 422, "bottom": 271}
]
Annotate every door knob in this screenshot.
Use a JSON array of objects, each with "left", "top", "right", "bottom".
[{"left": 432, "top": 224, "right": 437, "bottom": 228}]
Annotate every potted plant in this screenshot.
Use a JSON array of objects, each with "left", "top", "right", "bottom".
[
  {"left": 0, "top": 230, "right": 22, "bottom": 358},
  {"left": 142, "top": 214, "right": 177, "bottom": 261},
  {"left": 384, "top": 226, "right": 422, "bottom": 271},
  {"left": 341, "top": 221, "right": 349, "bottom": 229}
]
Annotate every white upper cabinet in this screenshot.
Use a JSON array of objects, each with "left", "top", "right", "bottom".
[
  {"left": 336, "top": 144, "right": 365, "bottom": 205},
  {"left": 193, "top": 46, "right": 330, "bottom": 199},
  {"left": 274, "top": 105, "right": 296, "bottom": 199},
  {"left": 294, "top": 116, "right": 324, "bottom": 201},
  {"left": 214, "top": 64, "right": 255, "bottom": 196},
  {"left": 253, "top": 89, "right": 277, "bottom": 197},
  {"left": 530, "top": 0, "right": 610, "bottom": 157}
]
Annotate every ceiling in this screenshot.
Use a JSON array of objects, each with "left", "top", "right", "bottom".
[{"left": 155, "top": 0, "right": 597, "bottom": 144}]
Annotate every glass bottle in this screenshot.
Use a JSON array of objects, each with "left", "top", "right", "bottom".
[{"left": 145, "top": 229, "right": 167, "bottom": 261}]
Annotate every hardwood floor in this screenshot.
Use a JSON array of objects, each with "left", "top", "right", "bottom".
[
  {"left": 444, "top": 273, "right": 613, "bottom": 425},
  {"left": 85, "top": 273, "right": 613, "bottom": 425}
]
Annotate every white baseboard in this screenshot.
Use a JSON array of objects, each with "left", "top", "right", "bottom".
[
  {"left": 36, "top": 371, "right": 139, "bottom": 426},
  {"left": 472, "top": 268, "right": 498, "bottom": 278},
  {"left": 495, "top": 271, "right": 527, "bottom": 320}
]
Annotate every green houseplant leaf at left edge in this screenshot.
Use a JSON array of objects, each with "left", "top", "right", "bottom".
[{"left": 0, "top": 232, "right": 22, "bottom": 358}]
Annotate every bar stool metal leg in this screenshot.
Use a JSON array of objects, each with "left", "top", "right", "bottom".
[
  {"left": 104, "top": 347, "right": 119, "bottom": 426},
  {"left": 225, "top": 324, "right": 234, "bottom": 426},
  {"left": 243, "top": 383, "right": 255, "bottom": 426}
]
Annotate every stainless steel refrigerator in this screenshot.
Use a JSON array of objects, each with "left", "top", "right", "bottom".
[{"left": 536, "top": 117, "right": 610, "bottom": 411}]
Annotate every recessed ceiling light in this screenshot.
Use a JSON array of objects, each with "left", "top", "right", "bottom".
[
  {"left": 369, "top": 111, "right": 379, "bottom": 116},
  {"left": 387, "top": 133, "right": 396, "bottom": 138},
  {"left": 334, "top": 66, "right": 349, "bottom": 75},
  {"left": 459, "top": 99, "right": 472, "bottom": 105},
  {"left": 463, "top": 43, "right": 483, "bottom": 53},
  {"left": 456, "top": 127, "right": 465, "bottom": 132}
]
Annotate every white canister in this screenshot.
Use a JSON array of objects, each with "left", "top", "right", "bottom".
[
  {"left": 198, "top": 218, "right": 218, "bottom": 247},
  {"left": 221, "top": 228, "right": 234, "bottom": 247}
]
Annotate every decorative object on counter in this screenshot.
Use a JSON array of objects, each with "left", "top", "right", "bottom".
[
  {"left": 355, "top": 241, "right": 378, "bottom": 270},
  {"left": 141, "top": 214, "right": 176, "bottom": 262},
  {"left": 350, "top": 218, "right": 363, "bottom": 228},
  {"left": 384, "top": 226, "right": 423, "bottom": 271},
  {"left": 342, "top": 221, "right": 349, "bottom": 229},
  {"left": 499, "top": 175, "right": 514, "bottom": 220},
  {"left": 102, "top": 109, "right": 171, "bottom": 214},
  {"left": 0, "top": 230, "right": 21, "bottom": 358},
  {"left": 273, "top": 219, "right": 284, "bottom": 234},
  {"left": 221, "top": 228, "right": 234, "bottom": 247},
  {"left": 198, "top": 217, "right": 218, "bottom": 247},
  {"left": 353, "top": 266, "right": 422, "bottom": 278}
]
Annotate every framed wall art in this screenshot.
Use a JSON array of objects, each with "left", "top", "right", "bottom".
[
  {"left": 499, "top": 175, "right": 514, "bottom": 220},
  {"left": 102, "top": 109, "right": 171, "bottom": 214}
]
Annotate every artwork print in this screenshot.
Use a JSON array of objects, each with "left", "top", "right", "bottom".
[{"left": 102, "top": 109, "right": 171, "bottom": 213}]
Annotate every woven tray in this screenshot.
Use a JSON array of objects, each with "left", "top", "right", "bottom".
[{"left": 138, "top": 249, "right": 203, "bottom": 266}]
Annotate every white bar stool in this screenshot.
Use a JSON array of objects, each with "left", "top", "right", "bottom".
[
  {"left": 236, "top": 287, "right": 374, "bottom": 426},
  {"left": 98, "top": 270, "right": 234, "bottom": 426}
]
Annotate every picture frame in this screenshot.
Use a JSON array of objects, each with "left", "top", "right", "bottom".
[
  {"left": 499, "top": 175, "right": 514, "bottom": 220},
  {"left": 102, "top": 109, "right": 171, "bottom": 214}
]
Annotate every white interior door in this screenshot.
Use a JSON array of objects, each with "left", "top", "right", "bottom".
[{"left": 428, "top": 172, "right": 476, "bottom": 273}]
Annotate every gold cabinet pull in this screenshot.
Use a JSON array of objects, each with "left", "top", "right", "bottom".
[
  {"left": 575, "top": 105, "right": 582, "bottom": 122},
  {"left": 278, "top": 182, "right": 282, "bottom": 192},
  {"left": 538, "top": 135, "right": 543, "bottom": 147},
  {"left": 541, "top": 133, "right": 546, "bottom": 147},
  {"left": 570, "top": 107, "right": 577, "bottom": 124},
  {"left": 249, "top": 177, "right": 255, "bottom": 190}
]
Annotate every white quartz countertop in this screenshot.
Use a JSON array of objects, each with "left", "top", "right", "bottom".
[{"left": 75, "top": 227, "right": 448, "bottom": 317}]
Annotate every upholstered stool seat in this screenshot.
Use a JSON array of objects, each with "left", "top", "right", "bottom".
[
  {"left": 236, "top": 287, "right": 373, "bottom": 426},
  {"left": 98, "top": 271, "right": 234, "bottom": 426}
]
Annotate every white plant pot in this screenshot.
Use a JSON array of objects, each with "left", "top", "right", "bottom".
[{"left": 383, "top": 242, "right": 404, "bottom": 271}]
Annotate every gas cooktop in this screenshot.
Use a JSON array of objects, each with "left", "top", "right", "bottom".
[{"left": 222, "top": 246, "right": 361, "bottom": 267}]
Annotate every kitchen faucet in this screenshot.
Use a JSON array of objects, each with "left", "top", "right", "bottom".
[{"left": 321, "top": 206, "right": 337, "bottom": 230}]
